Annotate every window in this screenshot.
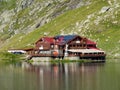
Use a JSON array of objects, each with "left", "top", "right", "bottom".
[
  {"left": 39, "top": 45, "right": 43, "bottom": 50},
  {"left": 77, "top": 44, "right": 79, "bottom": 47},
  {"left": 51, "top": 45, "right": 54, "bottom": 48},
  {"left": 76, "top": 40, "right": 80, "bottom": 43}
]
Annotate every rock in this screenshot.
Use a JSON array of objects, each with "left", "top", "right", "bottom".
[
  {"left": 114, "top": 53, "right": 120, "bottom": 57},
  {"left": 100, "top": 6, "right": 110, "bottom": 13},
  {"left": 112, "top": 21, "right": 118, "bottom": 24},
  {"left": 108, "top": 1, "right": 112, "bottom": 5}
]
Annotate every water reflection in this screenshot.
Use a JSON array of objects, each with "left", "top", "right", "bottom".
[
  {"left": 22, "top": 62, "right": 105, "bottom": 90},
  {"left": 2, "top": 61, "right": 120, "bottom": 90}
]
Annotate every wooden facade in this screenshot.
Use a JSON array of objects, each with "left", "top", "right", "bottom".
[{"left": 25, "top": 35, "right": 106, "bottom": 60}]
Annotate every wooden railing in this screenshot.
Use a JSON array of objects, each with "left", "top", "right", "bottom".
[
  {"left": 68, "top": 53, "right": 106, "bottom": 57},
  {"left": 80, "top": 54, "right": 106, "bottom": 57},
  {"left": 30, "top": 53, "right": 64, "bottom": 57}
]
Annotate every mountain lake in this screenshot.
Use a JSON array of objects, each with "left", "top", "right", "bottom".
[{"left": 0, "top": 59, "right": 120, "bottom": 90}]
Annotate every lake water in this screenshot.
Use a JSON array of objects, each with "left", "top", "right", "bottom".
[{"left": 0, "top": 60, "right": 120, "bottom": 90}]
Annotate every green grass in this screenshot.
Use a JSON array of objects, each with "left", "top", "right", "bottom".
[
  {"left": 50, "top": 59, "right": 84, "bottom": 63},
  {"left": 0, "top": 52, "right": 24, "bottom": 63},
  {"left": 2, "top": 0, "right": 108, "bottom": 48},
  {"left": 0, "top": 0, "right": 16, "bottom": 11},
  {"left": 28, "top": 59, "right": 105, "bottom": 64}
]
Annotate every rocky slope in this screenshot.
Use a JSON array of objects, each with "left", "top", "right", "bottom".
[
  {"left": 0, "top": 0, "right": 87, "bottom": 40},
  {"left": 0, "top": 0, "right": 120, "bottom": 58}
]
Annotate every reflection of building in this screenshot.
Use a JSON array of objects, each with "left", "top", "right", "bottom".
[
  {"left": 24, "top": 35, "right": 106, "bottom": 61},
  {"left": 22, "top": 62, "right": 105, "bottom": 90}
]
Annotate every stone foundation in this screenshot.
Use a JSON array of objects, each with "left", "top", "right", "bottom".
[
  {"left": 64, "top": 56, "right": 79, "bottom": 60},
  {"left": 32, "top": 57, "right": 51, "bottom": 62}
]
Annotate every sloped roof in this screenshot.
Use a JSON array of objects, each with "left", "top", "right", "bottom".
[
  {"left": 35, "top": 37, "right": 54, "bottom": 44},
  {"left": 55, "top": 35, "right": 76, "bottom": 42},
  {"left": 43, "top": 37, "right": 54, "bottom": 43},
  {"left": 35, "top": 35, "right": 96, "bottom": 45},
  {"left": 55, "top": 35, "right": 78, "bottom": 45},
  {"left": 86, "top": 39, "right": 96, "bottom": 45}
]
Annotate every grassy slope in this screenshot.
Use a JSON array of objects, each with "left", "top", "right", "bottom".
[
  {"left": 0, "top": 0, "right": 16, "bottom": 10},
  {"left": 1, "top": 0, "right": 120, "bottom": 58}
]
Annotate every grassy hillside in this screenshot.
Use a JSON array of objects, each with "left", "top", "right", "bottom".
[
  {"left": 0, "top": 0, "right": 87, "bottom": 44},
  {"left": 0, "top": 0, "right": 120, "bottom": 58},
  {"left": 0, "top": 0, "right": 16, "bottom": 11}
]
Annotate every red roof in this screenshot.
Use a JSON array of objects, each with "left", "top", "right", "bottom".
[
  {"left": 36, "top": 36, "right": 97, "bottom": 45},
  {"left": 43, "top": 37, "right": 54, "bottom": 43},
  {"left": 86, "top": 39, "right": 96, "bottom": 45},
  {"left": 35, "top": 37, "right": 55, "bottom": 44}
]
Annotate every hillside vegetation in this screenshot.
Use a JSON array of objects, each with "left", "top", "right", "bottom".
[{"left": 0, "top": 0, "right": 120, "bottom": 58}]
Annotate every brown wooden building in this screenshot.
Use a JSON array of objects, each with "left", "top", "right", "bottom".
[{"left": 25, "top": 35, "right": 106, "bottom": 61}]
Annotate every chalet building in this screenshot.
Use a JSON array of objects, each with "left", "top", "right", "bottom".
[{"left": 25, "top": 35, "right": 106, "bottom": 61}]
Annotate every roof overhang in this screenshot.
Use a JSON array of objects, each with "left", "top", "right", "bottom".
[{"left": 68, "top": 49, "right": 105, "bottom": 53}]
